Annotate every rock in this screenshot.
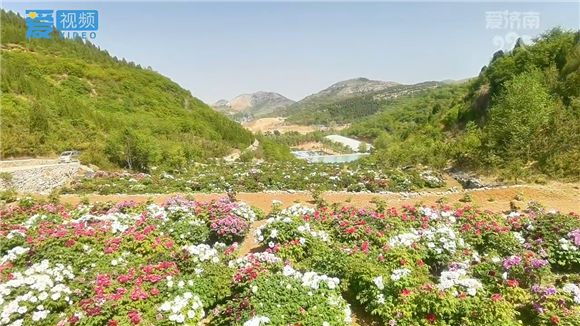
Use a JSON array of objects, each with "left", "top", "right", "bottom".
[
  {"left": 0, "top": 164, "right": 80, "bottom": 194},
  {"left": 444, "top": 168, "right": 494, "bottom": 190}
]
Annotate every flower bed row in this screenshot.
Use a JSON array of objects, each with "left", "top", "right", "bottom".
[
  {"left": 60, "top": 162, "right": 446, "bottom": 195},
  {"left": 0, "top": 197, "right": 352, "bottom": 326},
  {"left": 2, "top": 196, "right": 578, "bottom": 326},
  {"left": 254, "top": 203, "right": 580, "bottom": 326}
]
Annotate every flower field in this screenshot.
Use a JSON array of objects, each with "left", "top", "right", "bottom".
[
  {"left": 61, "top": 162, "right": 446, "bottom": 195},
  {"left": 1, "top": 196, "right": 579, "bottom": 326}
]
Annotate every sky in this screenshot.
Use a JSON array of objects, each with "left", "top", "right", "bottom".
[{"left": 3, "top": 1, "right": 579, "bottom": 104}]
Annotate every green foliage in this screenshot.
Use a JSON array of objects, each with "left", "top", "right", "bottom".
[
  {"left": 358, "top": 142, "right": 368, "bottom": 153},
  {"left": 0, "top": 10, "right": 253, "bottom": 170},
  {"left": 344, "top": 27, "right": 580, "bottom": 179},
  {"left": 254, "top": 135, "right": 296, "bottom": 161},
  {"left": 0, "top": 189, "right": 17, "bottom": 203}
]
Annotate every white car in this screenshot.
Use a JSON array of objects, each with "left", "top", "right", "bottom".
[{"left": 59, "top": 151, "right": 80, "bottom": 163}]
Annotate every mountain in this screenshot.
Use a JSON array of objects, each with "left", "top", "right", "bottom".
[
  {"left": 212, "top": 91, "right": 295, "bottom": 117},
  {"left": 0, "top": 10, "right": 254, "bottom": 171},
  {"left": 283, "top": 80, "right": 448, "bottom": 124},
  {"left": 440, "top": 78, "right": 475, "bottom": 85},
  {"left": 302, "top": 77, "right": 400, "bottom": 102},
  {"left": 214, "top": 99, "right": 229, "bottom": 106},
  {"left": 279, "top": 78, "right": 400, "bottom": 115}
]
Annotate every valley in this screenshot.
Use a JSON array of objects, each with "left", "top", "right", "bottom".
[{"left": 1, "top": 6, "right": 579, "bottom": 326}]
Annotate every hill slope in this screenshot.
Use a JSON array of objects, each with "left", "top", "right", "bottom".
[
  {"left": 277, "top": 77, "right": 400, "bottom": 117},
  {"left": 0, "top": 10, "right": 254, "bottom": 171},
  {"left": 284, "top": 81, "right": 448, "bottom": 124},
  {"left": 347, "top": 28, "right": 580, "bottom": 179},
  {"left": 212, "top": 91, "right": 295, "bottom": 118}
]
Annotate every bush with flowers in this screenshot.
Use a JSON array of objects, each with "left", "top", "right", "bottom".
[
  {"left": 213, "top": 264, "right": 352, "bottom": 326},
  {"left": 0, "top": 196, "right": 253, "bottom": 326},
  {"left": 63, "top": 161, "right": 446, "bottom": 195},
  {"left": 255, "top": 201, "right": 580, "bottom": 326}
]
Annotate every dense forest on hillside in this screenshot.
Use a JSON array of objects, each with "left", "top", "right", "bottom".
[
  {"left": 0, "top": 10, "right": 258, "bottom": 171},
  {"left": 349, "top": 28, "right": 580, "bottom": 180},
  {"left": 285, "top": 94, "right": 384, "bottom": 125}
]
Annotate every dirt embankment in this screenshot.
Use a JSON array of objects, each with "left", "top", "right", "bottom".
[
  {"left": 243, "top": 118, "right": 349, "bottom": 135},
  {"left": 59, "top": 183, "right": 580, "bottom": 214}
]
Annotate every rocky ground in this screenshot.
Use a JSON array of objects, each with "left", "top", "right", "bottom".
[{"left": 0, "top": 160, "right": 89, "bottom": 194}]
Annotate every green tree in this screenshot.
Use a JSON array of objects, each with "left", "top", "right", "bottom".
[
  {"left": 481, "top": 69, "right": 555, "bottom": 165},
  {"left": 358, "top": 142, "right": 368, "bottom": 153}
]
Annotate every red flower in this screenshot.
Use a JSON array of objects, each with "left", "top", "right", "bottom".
[
  {"left": 417, "top": 260, "right": 425, "bottom": 267},
  {"left": 492, "top": 293, "right": 502, "bottom": 301},
  {"left": 507, "top": 280, "right": 519, "bottom": 287},
  {"left": 400, "top": 259, "right": 407, "bottom": 265},
  {"left": 108, "top": 321, "right": 119, "bottom": 326},
  {"left": 426, "top": 314, "right": 436, "bottom": 323},
  {"left": 150, "top": 288, "right": 159, "bottom": 296},
  {"left": 551, "top": 316, "right": 559, "bottom": 324},
  {"left": 401, "top": 289, "right": 411, "bottom": 296},
  {"left": 127, "top": 310, "right": 141, "bottom": 325}
]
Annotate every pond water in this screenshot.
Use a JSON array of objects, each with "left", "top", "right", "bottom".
[{"left": 291, "top": 151, "right": 370, "bottom": 163}]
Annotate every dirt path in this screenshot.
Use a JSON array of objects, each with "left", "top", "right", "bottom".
[
  {"left": 59, "top": 184, "right": 579, "bottom": 213},
  {"left": 243, "top": 117, "right": 349, "bottom": 134}
]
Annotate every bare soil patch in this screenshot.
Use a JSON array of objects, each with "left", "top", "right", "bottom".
[
  {"left": 59, "top": 184, "right": 579, "bottom": 214},
  {"left": 290, "top": 141, "right": 341, "bottom": 154},
  {"left": 243, "top": 118, "right": 349, "bottom": 135}
]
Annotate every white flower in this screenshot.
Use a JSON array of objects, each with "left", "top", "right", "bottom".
[
  {"left": 377, "top": 293, "right": 385, "bottom": 304},
  {"left": 160, "top": 302, "right": 171, "bottom": 312},
  {"left": 243, "top": 316, "right": 270, "bottom": 326},
  {"left": 373, "top": 276, "right": 384, "bottom": 290},
  {"left": 390, "top": 268, "right": 411, "bottom": 281}
]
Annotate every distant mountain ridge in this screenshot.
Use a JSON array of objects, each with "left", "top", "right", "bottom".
[
  {"left": 211, "top": 91, "right": 295, "bottom": 118},
  {"left": 300, "top": 77, "right": 401, "bottom": 103},
  {"left": 213, "top": 77, "right": 472, "bottom": 120}
]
